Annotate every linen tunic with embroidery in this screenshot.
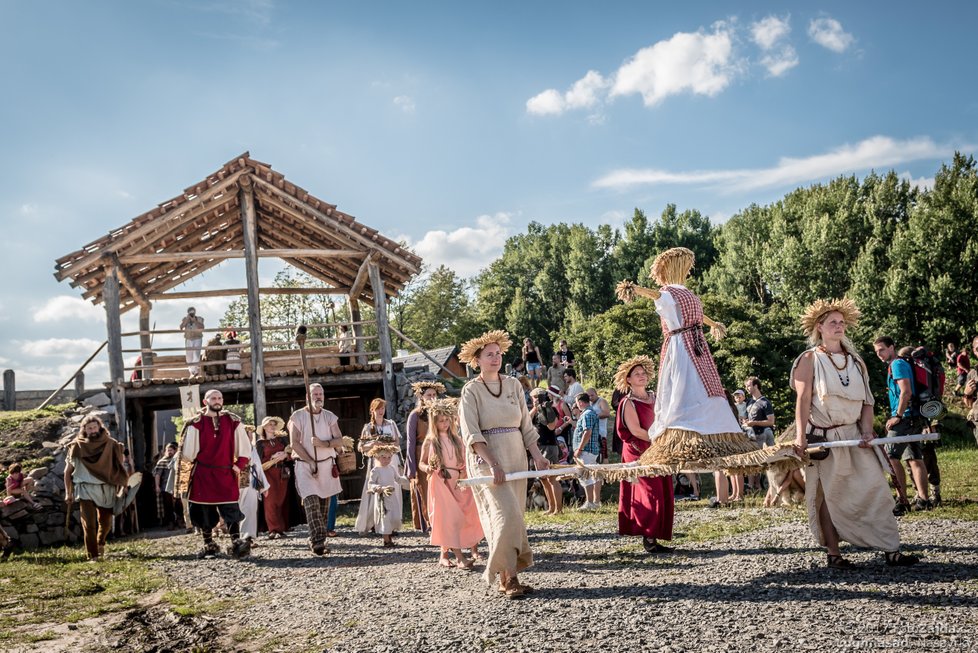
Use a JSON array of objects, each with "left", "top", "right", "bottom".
[{"left": 459, "top": 375, "right": 539, "bottom": 584}]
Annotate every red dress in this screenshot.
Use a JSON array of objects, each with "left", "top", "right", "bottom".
[
  {"left": 616, "top": 395, "right": 674, "bottom": 539},
  {"left": 257, "top": 436, "right": 291, "bottom": 534}
]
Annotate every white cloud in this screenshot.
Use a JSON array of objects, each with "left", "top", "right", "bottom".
[
  {"left": 20, "top": 203, "right": 38, "bottom": 215},
  {"left": 593, "top": 135, "right": 957, "bottom": 193},
  {"left": 19, "top": 338, "right": 104, "bottom": 359},
  {"left": 898, "top": 171, "right": 935, "bottom": 191},
  {"left": 526, "top": 72, "right": 608, "bottom": 117},
  {"left": 761, "top": 46, "right": 799, "bottom": 77},
  {"left": 526, "top": 89, "right": 566, "bottom": 116},
  {"left": 402, "top": 213, "right": 513, "bottom": 278},
  {"left": 527, "top": 23, "right": 736, "bottom": 115},
  {"left": 808, "top": 17, "right": 854, "bottom": 53},
  {"left": 393, "top": 95, "right": 416, "bottom": 113},
  {"left": 611, "top": 23, "right": 736, "bottom": 107},
  {"left": 33, "top": 295, "right": 104, "bottom": 323},
  {"left": 751, "top": 15, "right": 791, "bottom": 50}
]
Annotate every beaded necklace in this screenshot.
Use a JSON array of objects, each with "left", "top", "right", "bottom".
[{"left": 818, "top": 345, "right": 851, "bottom": 387}]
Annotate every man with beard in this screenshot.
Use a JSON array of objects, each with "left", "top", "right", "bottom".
[
  {"left": 179, "top": 389, "right": 253, "bottom": 559},
  {"left": 289, "top": 383, "right": 345, "bottom": 556}
]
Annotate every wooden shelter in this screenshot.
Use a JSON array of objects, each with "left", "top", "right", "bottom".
[{"left": 54, "top": 152, "right": 422, "bottom": 453}]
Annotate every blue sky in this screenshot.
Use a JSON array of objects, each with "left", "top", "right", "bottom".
[{"left": 1, "top": 1, "right": 976, "bottom": 388}]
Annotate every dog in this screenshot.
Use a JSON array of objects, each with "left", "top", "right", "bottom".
[{"left": 526, "top": 479, "right": 548, "bottom": 511}]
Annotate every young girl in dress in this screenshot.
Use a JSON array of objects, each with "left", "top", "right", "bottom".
[
  {"left": 355, "top": 398, "right": 403, "bottom": 534},
  {"left": 366, "top": 444, "right": 410, "bottom": 547},
  {"left": 419, "top": 399, "right": 484, "bottom": 569}
]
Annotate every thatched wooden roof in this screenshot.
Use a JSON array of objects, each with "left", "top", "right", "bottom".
[{"left": 54, "top": 152, "right": 422, "bottom": 312}]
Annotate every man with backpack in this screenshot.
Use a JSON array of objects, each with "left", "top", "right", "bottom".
[{"left": 873, "top": 337, "right": 931, "bottom": 512}]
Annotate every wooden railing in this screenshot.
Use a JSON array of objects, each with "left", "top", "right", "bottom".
[{"left": 121, "top": 320, "right": 380, "bottom": 379}]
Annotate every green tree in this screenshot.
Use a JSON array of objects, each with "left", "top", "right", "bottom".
[{"left": 395, "top": 265, "right": 481, "bottom": 350}]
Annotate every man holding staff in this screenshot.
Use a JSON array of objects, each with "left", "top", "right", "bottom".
[
  {"left": 790, "top": 299, "right": 919, "bottom": 568},
  {"left": 289, "top": 382, "right": 344, "bottom": 556}
]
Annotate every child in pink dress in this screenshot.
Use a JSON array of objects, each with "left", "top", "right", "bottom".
[{"left": 419, "top": 399, "right": 484, "bottom": 570}]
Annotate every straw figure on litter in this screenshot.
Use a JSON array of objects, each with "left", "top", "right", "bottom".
[{"left": 616, "top": 247, "right": 795, "bottom": 473}]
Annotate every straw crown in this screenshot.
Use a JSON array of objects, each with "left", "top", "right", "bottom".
[
  {"left": 458, "top": 330, "right": 513, "bottom": 366},
  {"left": 613, "top": 355, "right": 656, "bottom": 392},
  {"left": 800, "top": 298, "right": 861, "bottom": 336}
]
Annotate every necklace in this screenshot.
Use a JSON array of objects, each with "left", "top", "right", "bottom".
[
  {"left": 630, "top": 391, "right": 654, "bottom": 403},
  {"left": 480, "top": 376, "right": 503, "bottom": 398},
  {"left": 818, "top": 346, "right": 850, "bottom": 386}
]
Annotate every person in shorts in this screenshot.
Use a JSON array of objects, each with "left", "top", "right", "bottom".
[
  {"left": 873, "top": 338, "right": 931, "bottom": 512},
  {"left": 529, "top": 387, "right": 564, "bottom": 514}
]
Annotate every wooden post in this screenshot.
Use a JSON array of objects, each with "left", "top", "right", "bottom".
[
  {"left": 131, "top": 401, "right": 145, "bottom": 472},
  {"left": 349, "top": 297, "right": 366, "bottom": 365},
  {"left": 139, "top": 304, "right": 154, "bottom": 381},
  {"left": 368, "top": 263, "right": 397, "bottom": 418},
  {"left": 2, "top": 370, "right": 14, "bottom": 411},
  {"left": 102, "top": 263, "right": 128, "bottom": 443},
  {"left": 74, "top": 371, "right": 85, "bottom": 398},
  {"left": 239, "top": 176, "right": 266, "bottom": 423}
]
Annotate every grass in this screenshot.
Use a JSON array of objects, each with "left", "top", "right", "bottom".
[
  {"left": 0, "top": 541, "right": 166, "bottom": 645},
  {"left": 163, "top": 588, "right": 238, "bottom": 618},
  {"left": 0, "top": 403, "right": 74, "bottom": 434}
]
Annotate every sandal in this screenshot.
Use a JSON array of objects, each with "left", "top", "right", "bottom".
[
  {"left": 502, "top": 578, "right": 525, "bottom": 599},
  {"left": 827, "top": 554, "right": 854, "bottom": 569},
  {"left": 885, "top": 551, "right": 920, "bottom": 567}
]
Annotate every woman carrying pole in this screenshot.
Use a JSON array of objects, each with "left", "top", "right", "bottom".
[{"left": 791, "top": 298, "right": 919, "bottom": 568}]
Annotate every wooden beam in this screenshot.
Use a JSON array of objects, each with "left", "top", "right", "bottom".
[
  {"left": 368, "top": 262, "right": 397, "bottom": 419},
  {"left": 118, "top": 248, "right": 362, "bottom": 264},
  {"left": 388, "top": 325, "right": 462, "bottom": 380},
  {"left": 349, "top": 252, "right": 375, "bottom": 301},
  {"left": 106, "top": 254, "right": 151, "bottom": 311},
  {"left": 349, "top": 297, "right": 366, "bottom": 365},
  {"left": 138, "top": 305, "right": 154, "bottom": 381},
  {"left": 147, "top": 286, "right": 352, "bottom": 301},
  {"left": 55, "top": 172, "right": 247, "bottom": 281},
  {"left": 251, "top": 177, "right": 421, "bottom": 273},
  {"left": 102, "top": 263, "right": 128, "bottom": 443},
  {"left": 240, "top": 177, "right": 266, "bottom": 423}
]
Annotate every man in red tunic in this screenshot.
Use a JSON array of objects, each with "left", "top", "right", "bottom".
[{"left": 180, "top": 389, "right": 253, "bottom": 559}]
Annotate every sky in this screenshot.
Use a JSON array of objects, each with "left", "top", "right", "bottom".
[{"left": 1, "top": 1, "right": 977, "bottom": 389}]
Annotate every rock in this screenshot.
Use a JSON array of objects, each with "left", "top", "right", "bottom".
[
  {"left": 84, "top": 392, "right": 112, "bottom": 408},
  {"left": 42, "top": 441, "right": 60, "bottom": 448},
  {"left": 0, "top": 498, "right": 27, "bottom": 518},
  {"left": 47, "top": 512, "right": 65, "bottom": 526},
  {"left": 39, "top": 528, "right": 65, "bottom": 546},
  {"left": 24, "top": 523, "right": 39, "bottom": 533},
  {"left": 19, "top": 533, "right": 39, "bottom": 549},
  {"left": 28, "top": 467, "right": 49, "bottom": 480}
]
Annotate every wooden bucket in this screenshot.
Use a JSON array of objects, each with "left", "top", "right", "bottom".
[{"left": 336, "top": 450, "right": 357, "bottom": 476}]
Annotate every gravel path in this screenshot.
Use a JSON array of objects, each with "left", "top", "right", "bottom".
[{"left": 124, "top": 506, "right": 978, "bottom": 653}]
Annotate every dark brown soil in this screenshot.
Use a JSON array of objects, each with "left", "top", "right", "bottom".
[{"left": 99, "top": 604, "right": 224, "bottom": 653}]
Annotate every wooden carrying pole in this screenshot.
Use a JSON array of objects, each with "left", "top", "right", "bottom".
[{"left": 37, "top": 341, "right": 107, "bottom": 410}]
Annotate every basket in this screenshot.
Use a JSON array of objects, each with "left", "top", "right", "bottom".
[{"left": 336, "top": 450, "right": 357, "bottom": 475}]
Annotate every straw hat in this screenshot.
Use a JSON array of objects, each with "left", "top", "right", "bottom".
[
  {"left": 458, "top": 330, "right": 513, "bottom": 367},
  {"left": 426, "top": 397, "right": 459, "bottom": 420},
  {"left": 800, "top": 298, "right": 861, "bottom": 337},
  {"left": 260, "top": 415, "right": 286, "bottom": 433},
  {"left": 411, "top": 380, "right": 446, "bottom": 396},
  {"left": 613, "top": 355, "right": 656, "bottom": 392}
]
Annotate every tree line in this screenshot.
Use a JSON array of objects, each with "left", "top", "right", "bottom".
[{"left": 224, "top": 153, "right": 978, "bottom": 423}]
